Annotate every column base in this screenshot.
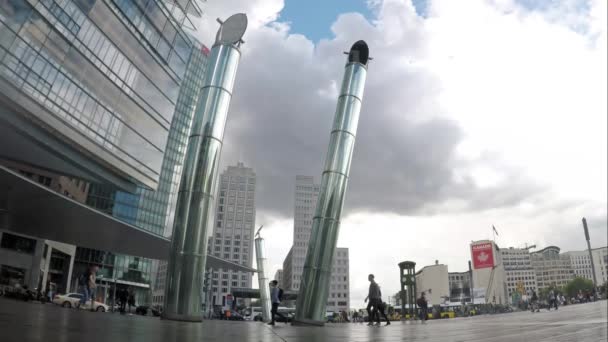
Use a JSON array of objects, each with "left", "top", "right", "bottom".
[
  {"left": 291, "top": 318, "right": 325, "bottom": 327},
  {"left": 161, "top": 311, "right": 203, "bottom": 322}
]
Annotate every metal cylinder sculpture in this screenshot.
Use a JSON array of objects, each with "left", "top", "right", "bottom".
[
  {"left": 254, "top": 235, "right": 272, "bottom": 322},
  {"left": 293, "top": 41, "right": 370, "bottom": 326},
  {"left": 162, "top": 13, "right": 247, "bottom": 322}
]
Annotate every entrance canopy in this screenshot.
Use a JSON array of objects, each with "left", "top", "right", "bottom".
[
  {"left": 0, "top": 166, "right": 257, "bottom": 273},
  {"left": 231, "top": 288, "right": 298, "bottom": 300}
]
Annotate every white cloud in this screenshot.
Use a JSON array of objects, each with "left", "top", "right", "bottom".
[{"left": 196, "top": 0, "right": 606, "bottom": 309}]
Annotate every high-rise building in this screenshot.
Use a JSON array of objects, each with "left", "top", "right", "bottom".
[
  {"left": 531, "top": 246, "right": 574, "bottom": 290},
  {"left": 282, "top": 175, "right": 350, "bottom": 312},
  {"left": 563, "top": 247, "right": 608, "bottom": 285},
  {"left": 208, "top": 162, "right": 257, "bottom": 308},
  {"left": 500, "top": 247, "right": 538, "bottom": 299},
  {"left": 274, "top": 269, "right": 283, "bottom": 288}
]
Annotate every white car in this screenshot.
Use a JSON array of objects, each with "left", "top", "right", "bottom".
[{"left": 52, "top": 293, "right": 109, "bottom": 312}]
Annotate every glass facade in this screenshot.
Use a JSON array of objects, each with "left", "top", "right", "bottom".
[
  {"left": 0, "top": 0, "right": 210, "bottom": 305},
  {"left": 82, "top": 45, "right": 209, "bottom": 304},
  {"left": 0, "top": 0, "right": 203, "bottom": 189}
]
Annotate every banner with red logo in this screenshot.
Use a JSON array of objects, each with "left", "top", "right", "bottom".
[{"left": 471, "top": 243, "right": 494, "bottom": 269}]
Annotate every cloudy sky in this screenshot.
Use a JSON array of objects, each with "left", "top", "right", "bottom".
[{"left": 194, "top": 0, "right": 606, "bottom": 307}]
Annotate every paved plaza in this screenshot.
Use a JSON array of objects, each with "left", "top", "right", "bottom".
[{"left": 1, "top": 298, "right": 606, "bottom": 342}]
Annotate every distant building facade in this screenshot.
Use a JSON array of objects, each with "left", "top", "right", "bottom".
[
  {"left": 500, "top": 247, "right": 538, "bottom": 298},
  {"left": 563, "top": 247, "right": 608, "bottom": 285},
  {"left": 274, "top": 269, "right": 283, "bottom": 288},
  {"left": 208, "top": 162, "right": 257, "bottom": 308},
  {"left": 448, "top": 271, "right": 471, "bottom": 303},
  {"left": 282, "top": 176, "right": 350, "bottom": 312},
  {"left": 531, "top": 246, "right": 574, "bottom": 290},
  {"left": 416, "top": 261, "right": 449, "bottom": 305}
]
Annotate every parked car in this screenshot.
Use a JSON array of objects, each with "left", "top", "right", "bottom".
[{"left": 52, "top": 293, "right": 109, "bottom": 312}]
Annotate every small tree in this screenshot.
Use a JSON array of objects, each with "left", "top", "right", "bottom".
[{"left": 564, "top": 277, "right": 594, "bottom": 298}]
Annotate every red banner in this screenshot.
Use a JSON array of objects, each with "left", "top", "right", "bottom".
[{"left": 471, "top": 243, "right": 494, "bottom": 269}]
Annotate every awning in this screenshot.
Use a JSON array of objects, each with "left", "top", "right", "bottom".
[
  {"left": 0, "top": 165, "right": 258, "bottom": 274},
  {"left": 231, "top": 288, "right": 298, "bottom": 300}
]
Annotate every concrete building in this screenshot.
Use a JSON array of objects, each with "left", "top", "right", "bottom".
[
  {"left": 416, "top": 261, "right": 449, "bottom": 305},
  {"left": 274, "top": 269, "right": 283, "bottom": 288},
  {"left": 531, "top": 246, "right": 574, "bottom": 290},
  {"left": 563, "top": 247, "right": 608, "bottom": 285},
  {"left": 470, "top": 240, "right": 507, "bottom": 304},
  {"left": 448, "top": 271, "right": 471, "bottom": 304},
  {"left": 500, "top": 247, "right": 538, "bottom": 299},
  {"left": 208, "top": 163, "right": 257, "bottom": 309},
  {"left": 282, "top": 176, "right": 350, "bottom": 312}
]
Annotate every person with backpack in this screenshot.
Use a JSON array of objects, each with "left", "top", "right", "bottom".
[{"left": 268, "top": 280, "right": 287, "bottom": 326}]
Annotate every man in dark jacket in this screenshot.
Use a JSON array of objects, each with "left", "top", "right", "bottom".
[{"left": 364, "top": 274, "right": 382, "bottom": 326}]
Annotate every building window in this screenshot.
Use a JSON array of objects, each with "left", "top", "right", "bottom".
[
  {"left": 1, "top": 233, "right": 37, "bottom": 254},
  {"left": 0, "top": 265, "right": 26, "bottom": 286}
]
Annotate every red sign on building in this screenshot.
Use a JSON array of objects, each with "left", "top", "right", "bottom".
[{"left": 471, "top": 242, "right": 494, "bottom": 269}]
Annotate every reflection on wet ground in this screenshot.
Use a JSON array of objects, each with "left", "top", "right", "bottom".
[{"left": 1, "top": 298, "right": 606, "bottom": 342}]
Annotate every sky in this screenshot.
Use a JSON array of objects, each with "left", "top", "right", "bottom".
[{"left": 192, "top": 0, "right": 607, "bottom": 308}]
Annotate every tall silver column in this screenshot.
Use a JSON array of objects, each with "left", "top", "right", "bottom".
[
  {"left": 254, "top": 233, "right": 272, "bottom": 322},
  {"left": 294, "top": 41, "right": 370, "bottom": 326},
  {"left": 162, "top": 14, "right": 247, "bottom": 322},
  {"left": 582, "top": 218, "right": 598, "bottom": 290}
]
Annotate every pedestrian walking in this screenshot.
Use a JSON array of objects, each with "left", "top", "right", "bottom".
[
  {"left": 79, "top": 265, "right": 98, "bottom": 310},
  {"left": 364, "top": 274, "right": 382, "bottom": 326},
  {"left": 547, "top": 290, "right": 558, "bottom": 311},
  {"left": 118, "top": 287, "right": 128, "bottom": 314},
  {"left": 417, "top": 292, "right": 428, "bottom": 322},
  {"left": 127, "top": 288, "right": 135, "bottom": 314},
  {"left": 530, "top": 290, "right": 540, "bottom": 312},
  {"left": 352, "top": 310, "right": 359, "bottom": 323},
  {"left": 268, "top": 280, "right": 287, "bottom": 326}
]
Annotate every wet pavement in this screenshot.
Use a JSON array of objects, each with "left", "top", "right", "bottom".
[{"left": 1, "top": 298, "right": 606, "bottom": 341}]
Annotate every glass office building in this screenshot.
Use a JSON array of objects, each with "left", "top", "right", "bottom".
[
  {"left": 0, "top": 0, "right": 203, "bottom": 190},
  {"left": 79, "top": 45, "right": 209, "bottom": 304},
  {"left": 0, "top": 0, "right": 208, "bottom": 305}
]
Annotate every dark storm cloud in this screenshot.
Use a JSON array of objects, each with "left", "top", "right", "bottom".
[{"left": 216, "top": 12, "right": 543, "bottom": 218}]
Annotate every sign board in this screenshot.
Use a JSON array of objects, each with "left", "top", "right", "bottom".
[
  {"left": 226, "top": 294, "right": 233, "bottom": 308},
  {"left": 471, "top": 242, "right": 494, "bottom": 269}
]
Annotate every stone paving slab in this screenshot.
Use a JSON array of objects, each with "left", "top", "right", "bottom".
[{"left": 0, "top": 298, "right": 606, "bottom": 342}]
